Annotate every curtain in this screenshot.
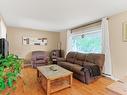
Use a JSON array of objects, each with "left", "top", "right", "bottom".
[
  {"left": 101, "top": 17, "right": 112, "bottom": 76},
  {"left": 66, "top": 29, "right": 72, "bottom": 54},
  {"left": 0, "top": 18, "right": 7, "bottom": 39}
]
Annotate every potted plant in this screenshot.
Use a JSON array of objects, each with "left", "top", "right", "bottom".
[{"left": 0, "top": 54, "right": 23, "bottom": 94}]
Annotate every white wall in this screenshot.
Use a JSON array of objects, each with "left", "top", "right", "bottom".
[
  {"left": 7, "top": 27, "right": 60, "bottom": 60},
  {"left": 109, "top": 11, "right": 127, "bottom": 79}
]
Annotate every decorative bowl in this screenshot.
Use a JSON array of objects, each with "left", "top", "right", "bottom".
[{"left": 49, "top": 66, "right": 57, "bottom": 71}]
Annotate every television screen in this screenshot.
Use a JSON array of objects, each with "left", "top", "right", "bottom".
[{"left": 0, "top": 38, "right": 9, "bottom": 57}]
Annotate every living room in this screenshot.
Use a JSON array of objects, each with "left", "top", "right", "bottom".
[{"left": 0, "top": 0, "right": 127, "bottom": 95}]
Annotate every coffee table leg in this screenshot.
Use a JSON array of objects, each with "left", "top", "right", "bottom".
[
  {"left": 46, "top": 80, "right": 50, "bottom": 95},
  {"left": 69, "top": 74, "right": 72, "bottom": 87}
]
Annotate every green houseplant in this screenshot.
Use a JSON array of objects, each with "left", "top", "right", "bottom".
[{"left": 0, "top": 54, "right": 23, "bottom": 93}]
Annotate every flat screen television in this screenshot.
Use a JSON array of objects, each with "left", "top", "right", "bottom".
[{"left": 0, "top": 38, "right": 9, "bottom": 57}]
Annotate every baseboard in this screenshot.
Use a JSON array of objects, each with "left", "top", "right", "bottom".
[
  {"left": 102, "top": 73, "right": 111, "bottom": 76},
  {"left": 102, "top": 73, "right": 119, "bottom": 81},
  {"left": 110, "top": 76, "right": 119, "bottom": 81},
  {"left": 102, "top": 73, "right": 111, "bottom": 78}
]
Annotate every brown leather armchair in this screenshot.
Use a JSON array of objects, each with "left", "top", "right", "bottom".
[{"left": 31, "top": 51, "right": 49, "bottom": 68}]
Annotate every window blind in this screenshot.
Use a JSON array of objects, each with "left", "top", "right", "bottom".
[{"left": 71, "top": 21, "right": 101, "bottom": 35}]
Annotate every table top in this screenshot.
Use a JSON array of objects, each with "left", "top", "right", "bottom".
[{"left": 37, "top": 65, "right": 73, "bottom": 80}]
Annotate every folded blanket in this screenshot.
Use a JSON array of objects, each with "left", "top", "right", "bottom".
[{"left": 82, "top": 62, "right": 101, "bottom": 77}]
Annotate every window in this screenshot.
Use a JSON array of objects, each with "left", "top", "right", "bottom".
[{"left": 71, "top": 30, "right": 102, "bottom": 53}]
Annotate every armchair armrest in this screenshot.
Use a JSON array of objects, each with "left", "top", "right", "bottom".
[
  {"left": 43, "top": 56, "right": 49, "bottom": 60},
  {"left": 31, "top": 60, "right": 36, "bottom": 68},
  {"left": 45, "top": 57, "right": 50, "bottom": 63}
]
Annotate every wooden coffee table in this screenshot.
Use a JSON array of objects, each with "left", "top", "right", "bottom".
[{"left": 37, "top": 65, "right": 73, "bottom": 95}]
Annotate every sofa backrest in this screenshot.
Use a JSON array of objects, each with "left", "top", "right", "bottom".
[
  {"left": 74, "top": 52, "right": 86, "bottom": 66},
  {"left": 66, "top": 52, "right": 105, "bottom": 71},
  {"left": 84, "top": 53, "right": 105, "bottom": 70},
  {"left": 32, "top": 51, "right": 48, "bottom": 60},
  {"left": 66, "top": 52, "right": 77, "bottom": 63}
]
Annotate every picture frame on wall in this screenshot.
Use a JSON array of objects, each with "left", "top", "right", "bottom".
[
  {"left": 123, "top": 22, "right": 127, "bottom": 42},
  {"left": 22, "top": 36, "right": 48, "bottom": 46}
]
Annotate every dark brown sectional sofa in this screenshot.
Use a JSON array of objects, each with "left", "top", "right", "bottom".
[{"left": 58, "top": 52, "right": 105, "bottom": 84}]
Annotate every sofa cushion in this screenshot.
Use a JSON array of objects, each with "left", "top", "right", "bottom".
[
  {"left": 58, "top": 62, "right": 73, "bottom": 70},
  {"left": 85, "top": 54, "right": 95, "bottom": 63},
  {"left": 66, "top": 52, "right": 77, "bottom": 63},
  {"left": 93, "top": 54, "right": 105, "bottom": 70},
  {"left": 83, "top": 61, "right": 95, "bottom": 66},
  {"left": 74, "top": 53, "right": 86, "bottom": 66},
  {"left": 58, "top": 62, "right": 84, "bottom": 75},
  {"left": 36, "top": 56, "right": 44, "bottom": 60},
  {"left": 70, "top": 64, "right": 84, "bottom": 75}
]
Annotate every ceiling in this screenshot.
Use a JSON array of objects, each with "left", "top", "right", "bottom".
[{"left": 0, "top": 0, "right": 127, "bottom": 32}]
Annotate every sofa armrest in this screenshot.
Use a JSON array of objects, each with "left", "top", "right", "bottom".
[
  {"left": 82, "top": 62, "right": 101, "bottom": 84},
  {"left": 81, "top": 67, "right": 98, "bottom": 84},
  {"left": 82, "top": 62, "right": 95, "bottom": 70},
  {"left": 85, "top": 69, "right": 97, "bottom": 84},
  {"left": 57, "top": 58, "right": 66, "bottom": 62}
]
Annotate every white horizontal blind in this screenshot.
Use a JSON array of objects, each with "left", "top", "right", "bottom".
[{"left": 71, "top": 21, "right": 101, "bottom": 35}]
